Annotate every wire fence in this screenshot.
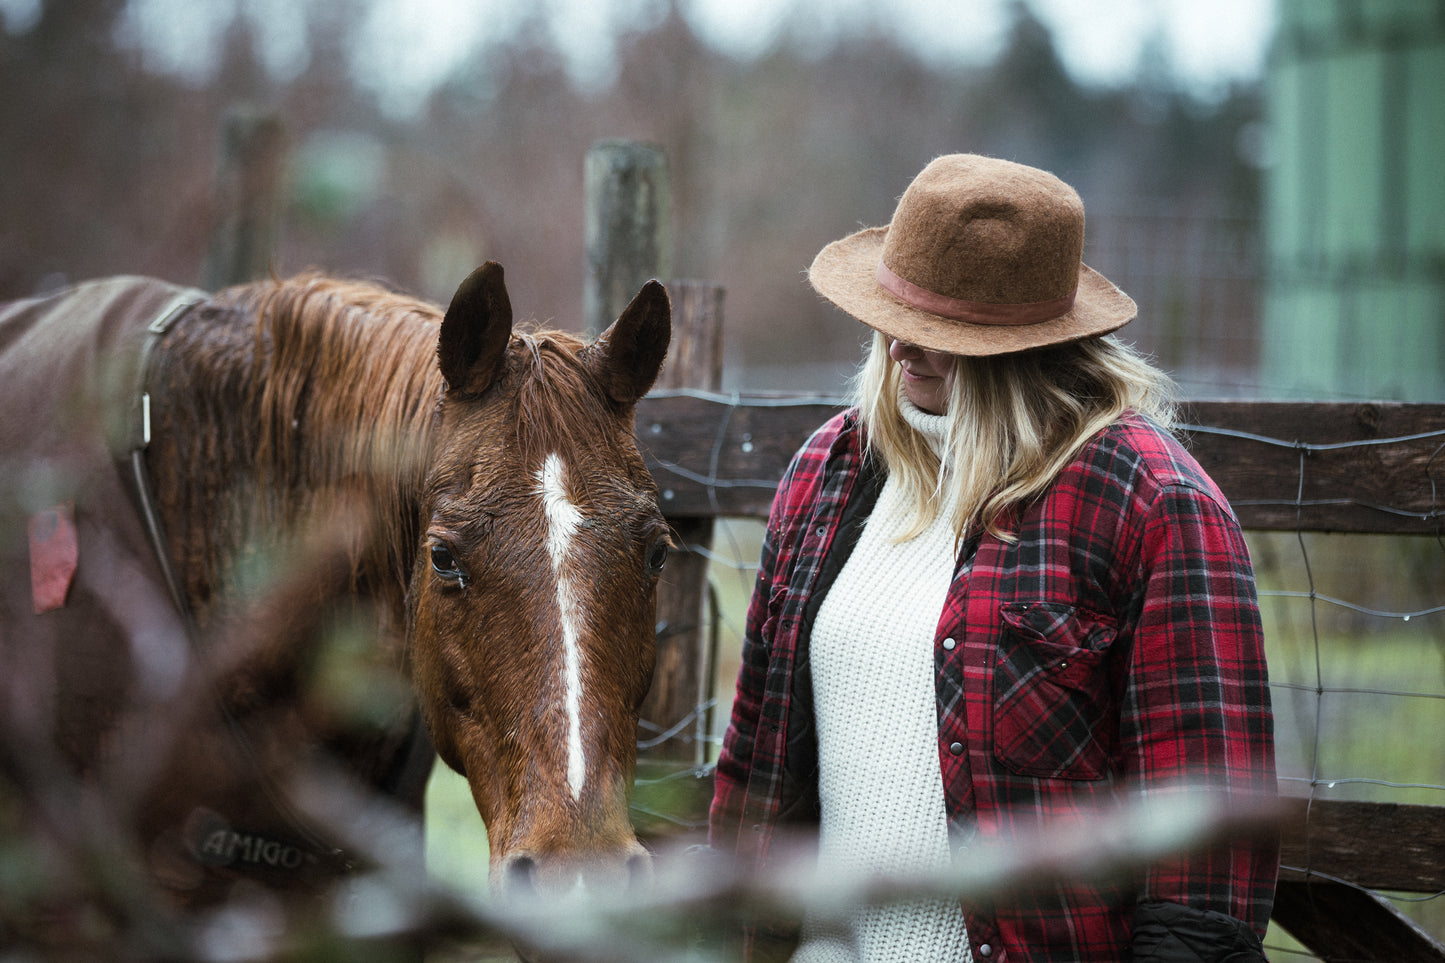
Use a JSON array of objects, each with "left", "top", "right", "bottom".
[
  {"left": 630, "top": 395, "right": 1445, "bottom": 961},
  {"left": 3, "top": 396, "right": 1442, "bottom": 961}
]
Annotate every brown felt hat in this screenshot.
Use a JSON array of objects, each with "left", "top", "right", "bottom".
[{"left": 808, "top": 153, "right": 1135, "bottom": 356}]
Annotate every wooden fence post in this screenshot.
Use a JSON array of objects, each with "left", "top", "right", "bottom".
[
  {"left": 645, "top": 282, "right": 724, "bottom": 771},
  {"left": 201, "top": 108, "right": 287, "bottom": 291},
  {"left": 583, "top": 140, "right": 672, "bottom": 338},
  {"left": 583, "top": 140, "right": 719, "bottom": 785}
]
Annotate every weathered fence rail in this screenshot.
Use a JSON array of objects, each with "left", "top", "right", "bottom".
[{"left": 637, "top": 393, "right": 1445, "bottom": 533}]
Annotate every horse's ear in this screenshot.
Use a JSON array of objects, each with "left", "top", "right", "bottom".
[
  {"left": 587, "top": 280, "right": 671, "bottom": 407},
  {"left": 438, "top": 262, "right": 512, "bottom": 395}
]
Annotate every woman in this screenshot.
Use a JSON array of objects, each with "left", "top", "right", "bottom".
[{"left": 710, "top": 154, "right": 1277, "bottom": 962}]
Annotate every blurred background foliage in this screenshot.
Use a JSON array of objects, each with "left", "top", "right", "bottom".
[{"left": 0, "top": 0, "right": 1268, "bottom": 394}]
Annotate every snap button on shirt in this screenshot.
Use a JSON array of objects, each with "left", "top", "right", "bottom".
[
  {"left": 949, "top": 741, "right": 963, "bottom": 755},
  {"left": 978, "top": 943, "right": 993, "bottom": 957},
  {"left": 942, "top": 636, "right": 956, "bottom": 650}
]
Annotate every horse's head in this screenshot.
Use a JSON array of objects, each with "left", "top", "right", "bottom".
[{"left": 406, "top": 263, "right": 670, "bottom": 898}]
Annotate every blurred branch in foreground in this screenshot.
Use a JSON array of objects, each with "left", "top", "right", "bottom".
[{"left": 269, "top": 787, "right": 1276, "bottom": 962}]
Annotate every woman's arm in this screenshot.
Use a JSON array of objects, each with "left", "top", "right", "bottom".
[{"left": 1122, "top": 483, "right": 1278, "bottom": 957}]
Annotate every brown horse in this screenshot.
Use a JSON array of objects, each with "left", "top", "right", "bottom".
[{"left": 0, "top": 263, "right": 670, "bottom": 945}]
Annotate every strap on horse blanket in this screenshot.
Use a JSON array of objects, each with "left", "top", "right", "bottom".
[{"left": 126, "top": 290, "right": 209, "bottom": 619}]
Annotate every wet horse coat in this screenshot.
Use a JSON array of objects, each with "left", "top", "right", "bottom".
[{"left": 0, "top": 268, "right": 671, "bottom": 940}]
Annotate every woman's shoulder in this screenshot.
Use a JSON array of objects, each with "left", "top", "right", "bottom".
[
  {"left": 771, "top": 407, "right": 863, "bottom": 507},
  {"left": 1080, "top": 412, "right": 1231, "bottom": 507},
  {"left": 805, "top": 406, "right": 856, "bottom": 445},
  {"left": 786, "top": 407, "right": 860, "bottom": 471}
]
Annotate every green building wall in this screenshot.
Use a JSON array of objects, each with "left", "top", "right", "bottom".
[{"left": 1263, "top": 0, "right": 1445, "bottom": 400}]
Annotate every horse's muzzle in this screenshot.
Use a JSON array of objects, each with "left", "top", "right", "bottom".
[{"left": 496, "top": 839, "right": 653, "bottom": 902}]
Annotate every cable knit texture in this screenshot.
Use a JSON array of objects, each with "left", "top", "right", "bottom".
[{"left": 793, "top": 398, "right": 972, "bottom": 963}]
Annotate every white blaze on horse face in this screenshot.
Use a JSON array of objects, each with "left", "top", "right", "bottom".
[{"left": 537, "top": 452, "right": 587, "bottom": 800}]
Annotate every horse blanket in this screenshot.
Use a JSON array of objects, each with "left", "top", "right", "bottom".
[
  {"left": 0, "top": 279, "right": 435, "bottom": 909},
  {"left": 0, "top": 277, "right": 207, "bottom": 769}
]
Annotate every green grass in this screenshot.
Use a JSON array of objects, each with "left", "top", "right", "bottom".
[{"left": 424, "top": 766, "right": 490, "bottom": 896}]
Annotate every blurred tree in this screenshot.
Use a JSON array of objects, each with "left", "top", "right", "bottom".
[
  {"left": 0, "top": 0, "right": 219, "bottom": 293},
  {"left": 970, "top": 0, "right": 1098, "bottom": 173},
  {"left": 0, "top": 0, "right": 1264, "bottom": 387}
]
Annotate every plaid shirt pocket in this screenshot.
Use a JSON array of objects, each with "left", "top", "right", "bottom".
[{"left": 992, "top": 601, "right": 1118, "bottom": 780}]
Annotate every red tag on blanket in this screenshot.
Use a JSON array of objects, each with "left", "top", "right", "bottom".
[{"left": 29, "top": 502, "right": 78, "bottom": 614}]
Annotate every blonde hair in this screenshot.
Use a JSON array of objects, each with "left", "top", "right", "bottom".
[{"left": 854, "top": 331, "right": 1178, "bottom": 542}]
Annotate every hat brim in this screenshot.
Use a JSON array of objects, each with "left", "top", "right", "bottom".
[{"left": 808, "top": 226, "right": 1136, "bottom": 356}]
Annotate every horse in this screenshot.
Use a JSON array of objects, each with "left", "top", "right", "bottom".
[{"left": 0, "top": 263, "right": 671, "bottom": 951}]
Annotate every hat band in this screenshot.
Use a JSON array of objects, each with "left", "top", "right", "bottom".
[{"left": 877, "top": 261, "right": 1076, "bottom": 326}]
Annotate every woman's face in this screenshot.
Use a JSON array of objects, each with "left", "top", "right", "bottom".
[{"left": 888, "top": 338, "right": 957, "bottom": 414}]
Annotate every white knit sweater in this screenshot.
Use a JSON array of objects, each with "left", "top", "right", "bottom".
[{"left": 792, "top": 399, "right": 972, "bottom": 963}]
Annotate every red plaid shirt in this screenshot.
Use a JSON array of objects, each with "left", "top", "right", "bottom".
[{"left": 710, "top": 409, "right": 1277, "bottom": 962}]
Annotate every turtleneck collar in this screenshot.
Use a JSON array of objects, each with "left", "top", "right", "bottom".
[{"left": 897, "top": 387, "right": 950, "bottom": 459}]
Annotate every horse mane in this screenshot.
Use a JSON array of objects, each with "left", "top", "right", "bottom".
[
  {"left": 187, "top": 274, "right": 442, "bottom": 606},
  {"left": 203, "top": 272, "right": 617, "bottom": 597}
]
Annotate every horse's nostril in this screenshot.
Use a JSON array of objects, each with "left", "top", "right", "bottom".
[
  {"left": 502, "top": 853, "right": 538, "bottom": 895},
  {"left": 625, "top": 849, "right": 654, "bottom": 889}
]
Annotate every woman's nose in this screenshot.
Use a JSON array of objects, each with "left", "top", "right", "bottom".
[{"left": 888, "top": 338, "right": 922, "bottom": 361}]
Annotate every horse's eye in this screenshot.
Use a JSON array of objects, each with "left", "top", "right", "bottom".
[
  {"left": 430, "top": 541, "right": 467, "bottom": 586},
  {"left": 645, "top": 538, "right": 668, "bottom": 576}
]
